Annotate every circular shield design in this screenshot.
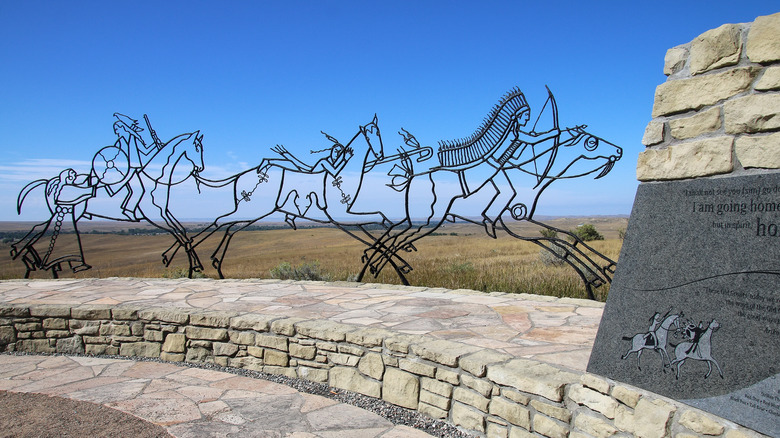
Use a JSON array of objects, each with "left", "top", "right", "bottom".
[{"left": 92, "top": 146, "right": 129, "bottom": 185}]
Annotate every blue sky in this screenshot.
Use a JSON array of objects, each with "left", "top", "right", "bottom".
[{"left": 1, "top": 1, "right": 778, "bottom": 222}]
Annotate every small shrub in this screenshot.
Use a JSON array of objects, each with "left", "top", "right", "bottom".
[
  {"left": 539, "top": 228, "right": 558, "bottom": 239},
  {"left": 270, "top": 261, "right": 331, "bottom": 281},
  {"left": 571, "top": 224, "right": 604, "bottom": 242},
  {"left": 618, "top": 228, "right": 627, "bottom": 240}
]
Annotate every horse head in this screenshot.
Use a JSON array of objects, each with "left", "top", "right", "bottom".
[
  {"left": 541, "top": 127, "right": 622, "bottom": 183},
  {"left": 360, "top": 114, "right": 384, "bottom": 168}
]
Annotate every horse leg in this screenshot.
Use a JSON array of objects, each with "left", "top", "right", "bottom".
[
  {"left": 704, "top": 361, "right": 713, "bottom": 379},
  {"left": 713, "top": 359, "right": 724, "bottom": 379}
]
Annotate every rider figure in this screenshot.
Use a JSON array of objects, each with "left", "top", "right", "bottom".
[
  {"left": 685, "top": 321, "right": 706, "bottom": 355},
  {"left": 109, "top": 113, "right": 158, "bottom": 220},
  {"left": 643, "top": 312, "right": 662, "bottom": 347}
]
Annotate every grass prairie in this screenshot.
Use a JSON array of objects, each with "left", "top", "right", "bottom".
[{"left": 0, "top": 217, "right": 627, "bottom": 301}]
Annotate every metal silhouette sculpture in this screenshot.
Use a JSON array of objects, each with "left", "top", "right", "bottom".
[{"left": 10, "top": 87, "right": 622, "bottom": 299}]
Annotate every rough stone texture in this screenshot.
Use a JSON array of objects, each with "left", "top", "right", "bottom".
[
  {"left": 735, "top": 132, "right": 780, "bottom": 168},
  {"left": 358, "top": 352, "right": 385, "bottom": 380},
  {"left": 270, "top": 317, "right": 303, "bottom": 336},
  {"left": 228, "top": 330, "right": 255, "bottom": 345},
  {"left": 489, "top": 397, "right": 530, "bottom": 428},
  {"left": 399, "top": 358, "right": 435, "bottom": 377},
  {"left": 295, "top": 320, "right": 353, "bottom": 341},
  {"left": 454, "top": 387, "right": 489, "bottom": 412},
  {"left": 678, "top": 409, "right": 726, "bottom": 436},
  {"left": 162, "top": 333, "right": 185, "bottom": 353},
  {"left": 213, "top": 342, "right": 239, "bottom": 357},
  {"left": 724, "top": 93, "right": 780, "bottom": 134},
  {"left": 755, "top": 65, "right": 780, "bottom": 90},
  {"left": 642, "top": 121, "right": 665, "bottom": 146},
  {"left": 669, "top": 106, "right": 722, "bottom": 140},
  {"left": 30, "top": 306, "right": 71, "bottom": 318},
  {"left": 229, "top": 314, "right": 273, "bottom": 331},
  {"left": 664, "top": 46, "right": 688, "bottom": 76},
  {"left": 452, "top": 403, "right": 486, "bottom": 434},
  {"left": 420, "top": 390, "right": 450, "bottom": 410},
  {"left": 530, "top": 400, "right": 571, "bottom": 423},
  {"left": 382, "top": 368, "right": 420, "bottom": 409},
  {"left": 263, "top": 349, "right": 289, "bottom": 367},
  {"left": 55, "top": 336, "right": 84, "bottom": 354},
  {"left": 611, "top": 385, "right": 641, "bottom": 408},
  {"left": 189, "top": 311, "right": 233, "bottom": 328},
  {"left": 532, "top": 414, "right": 568, "bottom": 438},
  {"left": 138, "top": 308, "right": 189, "bottom": 324},
  {"left": 289, "top": 342, "right": 316, "bottom": 360},
  {"left": 0, "top": 326, "right": 16, "bottom": 344},
  {"left": 111, "top": 308, "right": 138, "bottom": 320},
  {"left": 411, "top": 339, "right": 481, "bottom": 367},
  {"left": 636, "top": 136, "right": 733, "bottom": 181},
  {"left": 569, "top": 384, "right": 618, "bottom": 419},
  {"left": 746, "top": 12, "right": 780, "bottom": 63},
  {"left": 689, "top": 23, "right": 743, "bottom": 75},
  {"left": 487, "top": 359, "right": 577, "bottom": 402},
  {"left": 631, "top": 399, "right": 676, "bottom": 438},
  {"left": 573, "top": 412, "right": 619, "bottom": 438},
  {"left": 71, "top": 307, "right": 112, "bottom": 320},
  {"left": 435, "top": 367, "right": 460, "bottom": 385},
  {"left": 345, "top": 327, "right": 393, "bottom": 347},
  {"left": 421, "top": 377, "right": 453, "bottom": 398},
  {"left": 255, "top": 334, "right": 288, "bottom": 351},
  {"left": 329, "top": 366, "right": 381, "bottom": 398},
  {"left": 460, "top": 350, "right": 513, "bottom": 377},
  {"left": 579, "top": 374, "right": 610, "bottom": 395},
  {"left": 119, "top": 341, "right": 161, "bottom": 358},
  {"left": 418, "top": 402, "right": 448, "bottom": 420},
  {"left": 461, "top": 374, "right": 494, "bottom": 398},
  {"left": 652, "top": 67, "right": 759, "bottom": 117}
]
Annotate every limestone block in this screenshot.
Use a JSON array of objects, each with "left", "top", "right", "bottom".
[
  {"left": 460, "top": 349, "right": 513, "bottom": 377},
  {"left": 461, "top": 374, "right": 493, "bottom": 398},
  {"left": 568, "top": 384, "right": 618, "bottom": 419},
  {"left": 213, "top": 342, "right": 239, "bottom": 357},
  {"left": 185, "top": 326, "right": 228, "bottom": 341},
  {"left": 678, "top": 409, "right": 725, "bottom": 435},
  {"left": 746, "top": 12, "right": 780, "bottom": 63},
  {"left": 755, "top": 66, "right": 780, "bottom": 90},
  {"left": 0, "top": 326, "right": 16, "bottom": 345},
  {"left": 15, "top": 322, "right": 42, "bottom": 332},
  {"left": 509, "top": 427, "right": 536, "bottom": 438},
  {"left": 328, "top": 352, "right": 360, "bottom": 366},
  {"left": 636, "top": 136, "right": 734, "bottom": 181},
  {"left": 572, "top": 412, "right": 619, "bottom": 438},
  {"left": 532, "top": 414, "right": 568, "bottom": 438},
  {"left": 337, "top": 344, "right": 364, "bottom": 356},
  {"left": 420, "top": 390, "right": 450, "bottom": 410},
  {"left": 358, "top": 352, "right": 385, "bottom": 380},
  {"left": 419, "top": 402, "right": 448, "bottom": 419},
  {"left": 489, "top": 397, "right": 530, "bottom": 428},
  {"left": 487, "top": 422, "right": 509, "bottom": 438},
  {"left": 263, "top": 350, "right": 289, "bottom": 366},
  {"left": 85, "top": 344, "right": 109, "bottom": 355},
  {"left": 29, "top": 306, "right": 70, "bottom": 318},
  {"left": 0, "top": 306, "right": 29, "bottom": 317},
  {"left": 454, "top": 387, "right": 489, "bottom": 412},
  {"left": 289, "top": 343, "right": 316, "bottom": 360},
  {"left": 735, "top": 132, "right": 780, "bottom": 168},
  {"left": 669, "top": 107, "right": 722, "bottom": 140},
  {"left": 111, "top": 308, "right": 138, "bottom": 320},
  {"left": 579, "top": 374, "right": 610, "bottom": 395},
  {"left": 185, "top": 346, "right": 213, "bottom": 363},
  {"left": 383, "top": 368, "right": 420, "bottom": 409},
  {"left": 297, "top": 366, "right": 328, "bottom": 383},
  {"left": 70, "top": 320, "right": 100, "bottom": 336},
  {"left": 45, "top": 330, "right": 70, "bottom": 338},
  {"left": 229, "top": 314, "right": 274, "bottom": 331},
  {"left": 487, "top": 359, "right": 578, "bottom": 402},
  {"left": 611, "top": 384, "right": 641, "bottom": 408},
  {"left": 436, "top": 367, "right": 460, "bottom": 384},
  {"left": 384, "top": 334, "right": 420, "bottom": 353},
  {"left": 189, "top": 311, "right": 234, "bottom": 328},
  {"left": 689, "top": 23, "right": 743, "bottom": 74},
  {"left": 42, "top": 318, "right": 68, "bottom": 330},
  {"left": 160, "top": 352, "right": 185, "bottom": 362},
  {"left": 228, "top": 330, "right": 255, "bottom": 345},
  {"left": 346, "top": 327, "right": 394, "bottom": 347},
  {"left": 138, "top": 308, "right": 189, "bottom": 324},
  {"left": 255, "top": 334, "right": 288, "bottom": 351},
  {"left": 295, "top": 320, "right": 353, "bottom": 342},
  {"left": 410, "top": 339, "right": 482, "bottom": 367},
  {"left": 315, "top": 341, "right": 337, "bottom": 352},
  {"left": 263, "top": 366, "right": 297, "bottom": 378},
  {"left": 101, "top": 323, "right": 131, "bottom": 336},
  {"left": 83, "top": 335, "right": 109, "bottom": 344},
  {"left": 329, "top": 366, "right": 381, "bottom": 398},
  {"left": 664, "top": 46, "right": 688, "bottom": 76},
  {"left": 501, "top": 388, "right": 531, "bottom": 405},
  {"left": 120, "top": 341, "right": 161, "bottom": 358},
  {"left": 725, "top": 93, "right": 780, "bottom": 134},
  {"left": 631, "top": 398, "right": 676, "bottom": 438},
  {"left": 652, "top": 67, "right": 759, "bottom": 117},
  {"left": 642, "top": 121, "right": 665, "bottom": 146},
  {"left": 530, "top": 400, "right": 571, "bottom": 423},
  {"left": 399, "top": 358, "right": 436, "bottom": 377},
  {"left": 56, "top": 336, "right": 84, "bottom": 354},
  {"left": 162, "top": 333, "right": 186, "bottom": 353},
  {"left": 129, "top": 322, "right": 144, "bottom": 336},
  {"left": 421, "top": 376, "right": 453, "bottom": 398},
  {"left": 452, "top": 402, "right": 486, "bottom": 433}
]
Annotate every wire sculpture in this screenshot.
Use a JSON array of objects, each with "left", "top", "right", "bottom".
[{"left": 10, "top": 87, "right": 622, "bottom": 299}]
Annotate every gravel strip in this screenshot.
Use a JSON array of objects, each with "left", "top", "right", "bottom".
[{"left": 3, "top": 352, "right": 474, "bottom": 438}]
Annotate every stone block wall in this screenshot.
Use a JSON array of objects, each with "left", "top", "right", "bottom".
[
  {"left": 638, "top": 12, "right": 780, "bottom": 181},
  {"left": 0, "top": 303, "right": 765, "bottom": 438}
]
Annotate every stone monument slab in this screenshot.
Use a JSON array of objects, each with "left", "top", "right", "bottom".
[{"left": 588, "top": 172, "right": 780, "bottom": 437}]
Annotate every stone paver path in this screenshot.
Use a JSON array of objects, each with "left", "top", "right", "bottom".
[
  {"left": 0, "top": 354, "right": 433, "bottom": 438},
  {"left": 0, "top": 278, "right": 603, "bottom": 371}
]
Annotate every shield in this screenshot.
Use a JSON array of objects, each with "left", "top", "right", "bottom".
[{"left": 92, "top": 146, "right": 130, "bottom": 186}]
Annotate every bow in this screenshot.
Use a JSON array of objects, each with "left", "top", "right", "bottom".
[{"left": 532, "top": 86, "right": 559, "bottom": 188}]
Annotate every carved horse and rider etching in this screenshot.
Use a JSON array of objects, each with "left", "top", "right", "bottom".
[{"left": 10, "top": 87, "right": 622, "bottom": 298}]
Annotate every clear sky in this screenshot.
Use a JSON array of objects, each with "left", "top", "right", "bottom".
[{"left": 1, "top": 1, "right": 778, "bottom": 222}]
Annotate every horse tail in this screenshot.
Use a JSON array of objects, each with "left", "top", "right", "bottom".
[{"left": 17, "top": 179, "right": 49, "bottom": 214}]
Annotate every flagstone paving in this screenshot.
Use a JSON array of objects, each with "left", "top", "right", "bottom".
[
  {"left": 0, "top": 278, "right": 604, "bottom": 437},
  {"left": 0, "top": 278, "right": 603, "bottom": 371}
]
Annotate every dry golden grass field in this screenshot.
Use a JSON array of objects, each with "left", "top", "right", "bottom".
[{"left": 0, "top": 217, "right": 627, "bottom": 301}]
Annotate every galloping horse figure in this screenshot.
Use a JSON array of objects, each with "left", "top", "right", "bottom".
[
  {"left": 355, "top": 88, "right": 622, "bottom": 298},
  {"left": 188, "top": 115, "right": 409, "bottom": 278},
  {"left": 670, "top": 320, "right": 724, "bottom": 379},
  {"left": 621, "top": 311, "right": 682, "bottom": 370},
  {"left": 12, "top": 128, "right": 205, "bottom": 278}
]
